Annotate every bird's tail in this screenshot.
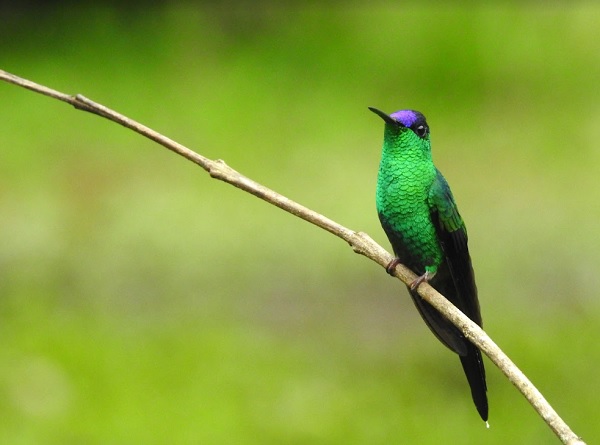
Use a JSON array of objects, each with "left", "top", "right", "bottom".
[{"left": 459, "top": 343, "right": 488, "bottom": 422}]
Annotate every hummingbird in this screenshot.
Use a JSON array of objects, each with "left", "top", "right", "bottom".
[{"left": 369, "top": 107, "right": 488, "bottom": 421}]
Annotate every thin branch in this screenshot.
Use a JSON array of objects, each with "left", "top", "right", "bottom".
[{"left": 0, "top": 69, "right": 586, "bottom": 445}]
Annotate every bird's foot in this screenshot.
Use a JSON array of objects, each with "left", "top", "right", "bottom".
[
  {"left": 409, "top": 271, "right": 435, "bottom": 291},
  {"left": 385, "top": 258, "right": 401, "bottom": 276}
]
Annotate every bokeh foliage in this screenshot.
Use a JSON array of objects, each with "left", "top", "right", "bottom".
[{"left": 1, "top": 4, "right": 599, "bottom": 444}]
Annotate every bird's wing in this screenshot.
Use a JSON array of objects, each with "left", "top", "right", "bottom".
[
  {"left": 416, "top": 170, "right": 489, "bottom": 420},
  {"left": 428, "top": 169, "right": 482, "bottom": 326}
]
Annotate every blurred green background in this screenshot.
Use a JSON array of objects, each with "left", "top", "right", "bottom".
[{"left": 1, "top": 3, "right": 599, "bottom": 444}]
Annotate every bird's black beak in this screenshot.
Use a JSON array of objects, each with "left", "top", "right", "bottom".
[{"left": 368, "top": 107, "right": 398, "bottom": 126}]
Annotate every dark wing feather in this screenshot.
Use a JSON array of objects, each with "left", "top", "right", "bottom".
[
  {"left": 428, "top": 169, "right": 481, "bottom": 326},
  {"left": 426, "top": 169, "right": 488, "bottom": 421}
]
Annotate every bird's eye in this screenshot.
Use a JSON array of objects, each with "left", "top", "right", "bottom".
[{"left": 415, "top": 125, "right": 427, "bottom": 138}]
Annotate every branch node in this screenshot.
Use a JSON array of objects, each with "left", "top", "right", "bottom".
[
  {"left": 348, "top": 231, "right": 371, "bottom": 254},
  {"left": 71, "top": 94, "right": 101, "bottom": 116},
  {"left": 208, "top": 159, "right": 231, "bottom": 179}
]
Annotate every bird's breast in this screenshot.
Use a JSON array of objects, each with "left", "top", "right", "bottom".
[{"left": 376, "top": 164, "right": 442, "bottom": 271}]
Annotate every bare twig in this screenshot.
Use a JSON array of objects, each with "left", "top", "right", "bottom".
[{"left": 0, "top": 69, "right": 586, "bottom": 445}]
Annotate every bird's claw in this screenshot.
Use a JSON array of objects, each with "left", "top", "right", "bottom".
[
  {"left": 386, "top": 260, "right": 435, "bottom": 291},
  {"left": 385, "top": 258, "right": 401, "bottom": 276},
  {"left": 409, "top": 271, "right": 434, "bottom": 291}
]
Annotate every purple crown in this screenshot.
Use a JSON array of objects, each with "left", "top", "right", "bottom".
[{"left": 389, "top": 110, "right": 419, "bottom": 127}]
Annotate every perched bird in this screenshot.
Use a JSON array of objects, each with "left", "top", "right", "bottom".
[{"left": 369, "top": 107, "right": 488, "bottom": 421}]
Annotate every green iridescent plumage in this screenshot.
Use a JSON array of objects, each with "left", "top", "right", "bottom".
[{"left": 370, "top": 107, "right": 488, "bottom": 421}]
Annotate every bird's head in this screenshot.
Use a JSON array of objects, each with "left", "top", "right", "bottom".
[{"left": 369, "top": 107, "right": 430, "bottom": 147}]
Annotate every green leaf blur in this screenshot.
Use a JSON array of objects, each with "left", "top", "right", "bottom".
[{"left": 1, "top": 4, "right": 598, "bottom": 444}]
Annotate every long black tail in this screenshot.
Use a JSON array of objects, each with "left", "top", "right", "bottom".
[{"left": 459, "top": 342, "right": 488, "bottom": 421}]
